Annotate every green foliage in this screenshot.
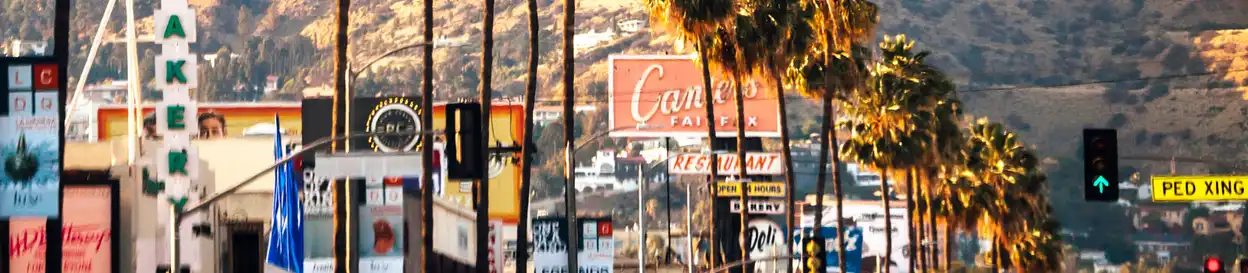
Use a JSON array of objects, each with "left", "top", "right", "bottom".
[{"left": 1107, "top": 113, "right": 1128, "bottom": 129}]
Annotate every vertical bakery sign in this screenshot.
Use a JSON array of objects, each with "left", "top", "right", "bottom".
[{"left": 2, "top": 58, "right": 62, "bottom": 217}]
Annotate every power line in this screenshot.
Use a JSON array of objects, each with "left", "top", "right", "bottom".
[{"left": 959, "top": 67, "right": 1248, "bottom": 93}]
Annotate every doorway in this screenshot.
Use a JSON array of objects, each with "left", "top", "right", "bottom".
[{"left": 227, "top": 222, "right": 265, "bottom": 273}]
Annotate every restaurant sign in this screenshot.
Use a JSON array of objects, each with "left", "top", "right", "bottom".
[
  {"left": 667, "top": 152, "right": 784, "bottom": 175},
  {"left": 608, "top": 55, "right": 781, "bottom": 137}
]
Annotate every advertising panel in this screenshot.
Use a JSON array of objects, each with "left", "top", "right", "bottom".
[
  {"left": 301, "top": 99, "right": 524, "bottom": 222},
  {"left": 532, "top": 217, "right": 614, "bottom": 273},
  {"left": 667, "top": 152, "right": 783, "bottom": 175},
  {"left": 806, "top": 203, "right": 910, "bottom": 273},
  {"left": 359, "top": 178, "right": 405, "bottom": 273},
  {"left": 608, "top": 55, "right": 781, "bottom": 137},
  {"left": 8, "top": 185, "right": 114, "bottom": 273},
  {"left": 792, "top": 227, "right": 864, "bottom": 273},
  {"left": 1, "top": 58, "right": 62, "bottom": 217}
]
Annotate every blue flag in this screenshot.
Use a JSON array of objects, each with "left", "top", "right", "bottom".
[{"left": 266, "top": 115, "right": 304, "bottom": 273}]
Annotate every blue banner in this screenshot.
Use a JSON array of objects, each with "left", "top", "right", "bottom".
[
  {"left": 793, "top": 227, "right": 863, "bottom": 273},
  {"left": 267, "top": 115, "right": 304, "bottom": 273}
]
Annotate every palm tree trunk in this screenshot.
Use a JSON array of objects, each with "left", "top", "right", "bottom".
[
  {"left": 514, "top": 0, "right": 539, "bottom": 271},
  {"left": 419, "top": 0, "right": 436, "bottom": 269},
  {"left": 773, "top": 77, "right": 798, "bottom": 273},
  {"left": 829, "top": 97, "right": 848, "bottom": 273},
  {"left": 991, "top": 238, "right": 1001, "bottom": 273},
  {"left": 926, "top": 174, "right": 939, "bottom": 271},
  {"left": 943, "top": 187, "right": 954, "bottom": 272},
  {"left": 813, "top": 96, "right": 831, "bottom": 269},
  {"left": 697, "top": 43, "right": 720, "bottom": 271},
  {"left": 560, "top": 0, "right": 578, "bottom": 268},
  {"left": 882, "top": 170, "right": 893, "bottom": 273},
  {"left": 733, "top": 76, "right": 751, "bottom": 273},
  {"left": 906, "top": 170, "right": 917, "bottom": 272},
  {"left": 475, "top": 0, "right": 495, "bottom": 268}
]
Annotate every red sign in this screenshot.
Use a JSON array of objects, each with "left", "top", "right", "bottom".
[
  {"left": 597, "top": 221, "right": 612, "bottom": 237},
  {"left": 9, "top": 186, "right": 113, "bottom": 273},
  {"left": 608, "top": 55, "right": 782, "bottom": 137},
  {"left": 667, "top": 153, "right": 785, "bottom": 175},
  {"left": 32, "top": 64, "right": 57, "bottom": 90}
]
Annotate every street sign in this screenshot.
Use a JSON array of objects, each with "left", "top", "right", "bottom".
[
  {"left": 1152, "top": 175, "right": 1248, "bottom": 201},
  {"left": 729, "top": 199, "right": 786, "bottom": 214},
  {"left": 716, "top": 181, "right": 786, "bottom": 197}
]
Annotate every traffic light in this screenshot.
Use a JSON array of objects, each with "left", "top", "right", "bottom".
[
  {"left": 804, "top": 236, "right": 827, "bottom": 273},
  {"left": 1083, "top": 128, "right": 1119, "bottom": 201},
  {"left": 445, "top": 102, "right": 483, "bottom": 180},
  {"left": 1206, "top": 257, "right": 1225, "bottom": 273}
]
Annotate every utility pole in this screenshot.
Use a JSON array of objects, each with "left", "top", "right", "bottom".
[{"left": 638, "top": 164, "right": 647, "bottom": 273}]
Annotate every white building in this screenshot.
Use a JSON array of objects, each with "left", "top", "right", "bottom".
[
  {"left": 9, "top": 40, "right": 48, "bottom": 56},
  {"left": 572, "top": 150, "right": 638, "bottom": 193},
  {"left": 617, "top": 20, "right": 646, "bottom": 33}
]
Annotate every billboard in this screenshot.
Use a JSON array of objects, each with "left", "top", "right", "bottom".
[
  {"left": 301, "top": 98, "right": 525, "bottom": 222},
  {"left": 607, "top": 55, "right": 782, "bottom": 137},
  {"left": 95, "top": 103, "right": 302, "bottom": 141},
  {"left": 1, "top": 58, "right": 62, "bottom": 217},
  {"left": 532, "top": 217, "right": 614, "bottom": 273},
  {"left": 9, "top": 185, "right": 115, "bottom": 273},
  {"left": 793, "top": 227, "right": 864, "bottom": 273}
]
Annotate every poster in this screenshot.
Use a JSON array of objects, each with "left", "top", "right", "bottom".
[
  {"left": 8, "top": 185, "right": 113, "bottom": 273},
  {"left": 359, "top": 178, "right": 403, "bottom": 273},
  {"left": 532, "top": 217, "right": 613, "bottom": 273},
  {"left": 792, "top": 227, "right": 863, "bottom": 273},
  {"left": 2, "top": 61, "right": 61, "bottom": 217},
  {"left": 301, "top": 168, "right": 335, "bottom": 273}
]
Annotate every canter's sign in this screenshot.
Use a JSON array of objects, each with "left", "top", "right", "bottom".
[
  {"left": 716, "top": 182, "right": 785, "bottom": 197},
  {"left": 1152, "top": 175, "right": 1248, "bottom": 201}
]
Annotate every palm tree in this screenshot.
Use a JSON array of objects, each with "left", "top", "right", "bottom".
[
  {"left": 744, "top": 0, "right": 813, "bottom": 269},
  {"left": 515, "top": 0, "right": 540, "bottom": 270},
  {"left": 644, "top": 0, "right": 737, "bottom": 268},
  {"left": 838, "top": 36, "right": 936, "bottom": 273},
  {"left": 476, "top": 0, "right": 497, "bottom": 268},
  {"left": 787, "top": 1, "right": 877, "bottom": 271},
  {"left": 963, "top": 119, "right": 1063, "bottom": 272}
]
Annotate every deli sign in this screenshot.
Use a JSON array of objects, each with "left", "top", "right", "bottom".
[
  {"left": 668, "top": 152, "right": 783, "bottom": 175},
  {"left": 608, "top": 55, "right": 781, "bottom": 137}
]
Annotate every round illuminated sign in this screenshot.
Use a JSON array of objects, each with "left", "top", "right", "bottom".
[{"left": 366, "top": 98, "right": 423, "bottom": 152}]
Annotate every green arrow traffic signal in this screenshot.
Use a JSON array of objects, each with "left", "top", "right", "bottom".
[{"left": 1093, "top": 176, "right": 1109, "bottom": 193}]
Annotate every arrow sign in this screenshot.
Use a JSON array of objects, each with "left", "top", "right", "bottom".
[{"left": 1093, "top": 176, "right": 1109, "bottom": 193}]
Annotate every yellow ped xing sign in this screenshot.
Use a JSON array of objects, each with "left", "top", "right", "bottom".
[
  {"left": 716, "top": 182, "right": 786, "bottom": 197},
  {"left": 1152, "top": 175, "right": 1248, "bottom": 201}
]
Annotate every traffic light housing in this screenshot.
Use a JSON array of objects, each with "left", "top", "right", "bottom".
[
  {"left": 445, "top": 103, "right": 483, "bottom": 180},
  {"left": 1083, "top": 128, "right": 1119, "bottom": 201},
  {"left": 1236, "top": 258, "right": 1247, "bottom": 273},
  {"left": 1206, "top": 257, "right": 1225, "bottom": 273},
  {"left": 804, "top": 236, "right": 827, "bottom": 273}
]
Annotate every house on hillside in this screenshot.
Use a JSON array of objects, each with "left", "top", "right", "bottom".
[
  {"left": 1132, "top": 233, "right": 1190, "bottom": 264},
  {"left": 8, "top": 40, "right": 48, "bottom": 56},
  {"left": 617, "top": 20, "right": 646, "bottom": 33},
  {"left": 1134, "top": 203, "right": 1188, "bottom": 231}
]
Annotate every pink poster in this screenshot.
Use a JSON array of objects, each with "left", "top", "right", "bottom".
[{"left": 8, "top": 185, "right": 112, "bottom": 273}]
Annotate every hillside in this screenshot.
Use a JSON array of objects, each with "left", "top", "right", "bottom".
[{"left": 5, "top": 0, "right": 1248, "bottom": 169}]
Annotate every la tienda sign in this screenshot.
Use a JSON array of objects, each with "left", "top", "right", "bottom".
[{"left": 608, "top": 55, "right": 783, "bottom": 138}]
